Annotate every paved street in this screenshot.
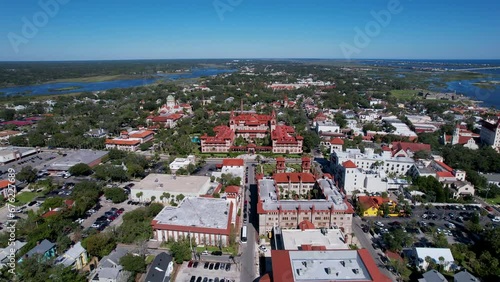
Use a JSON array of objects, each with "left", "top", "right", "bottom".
[
  {"left": 239, "top": 159, "right": 259, "bottom": 282},
  {"left": 352, "top": 216, "right": 398, "bottom": 281}
]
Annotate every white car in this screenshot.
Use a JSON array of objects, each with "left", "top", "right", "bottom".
[
  {"left": 375, "top": 221, "right": 384, "bottom": 227},
  {"left": 259, "top": 245, "right": 268, "bottom": 252},
  {"left": 75, "top": 218, "right": 85, "bottom": 224},
  {"left": 492, "top": 217, "right": 500, "bottom": 222}
]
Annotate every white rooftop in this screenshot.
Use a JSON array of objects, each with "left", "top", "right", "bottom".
[
  {"left": 153, "top": 197, "right": 230, "bottom": 230},
  {"left": 414, "top": 247, "right": 454, "bottom": 262},
  {"left": 133, "top": 174, "right": 210, "bottom": 194},
  {"left": 281, "top": 229, "right": 348, "bottom": 250},
  {"left": 289, "top": 250, "right": 371, "bottom": 281}
]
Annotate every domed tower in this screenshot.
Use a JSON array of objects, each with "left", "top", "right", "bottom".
[{"left": 166, "top": 95, "right": 176, "bottom": 108}]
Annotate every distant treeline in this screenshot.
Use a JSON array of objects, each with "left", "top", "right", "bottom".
[{"left": 0, "top": 59, "right": 236, "bottom": 87}]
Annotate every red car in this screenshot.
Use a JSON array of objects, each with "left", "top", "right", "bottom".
[
  {"left": 187, "top": 260, "right": 193, "bottom": 268},
  {"left": 117, "top": 208, "right": 124, "bottom": 215},
  {"left": 485, "top": 206, "right": 494, "bottom": 212}
]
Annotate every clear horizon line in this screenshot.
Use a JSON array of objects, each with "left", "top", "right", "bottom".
[{"left": 1, "top": 57, "right": 500, "bottom": 63}]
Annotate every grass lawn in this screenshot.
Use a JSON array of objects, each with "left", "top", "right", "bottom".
[
  {"left": 196, "top": 245, "right": 236, "bottom": 255},
  {"left": 256, "top": 164, "right": 275, "bottom": 176},
  {"left": 484, "top": 195, "right": 500, "bottom": 205},
  {"left": 145, "top": 255, "right": 155, "bottom": 265},
  {"left": 12, "top": 191, "right": 42, "bottom": 206},
  {"left": 390, "top": 89, "right": 421, "bottom": 100}
]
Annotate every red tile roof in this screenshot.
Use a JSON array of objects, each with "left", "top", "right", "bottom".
[
  {"left": 342, "top": 160, "right": 357, "bottom": 169},
  {"left": 1, "top": 120, "right": 34, "bottom": 126},
  {"left": 435, "top": 161, "right": 454, "bottom": 172},
  {"left": 105, "top": 139, "right": 141, "bottom": 146},
  {"left": 437, "top": 171, "right": 454, "bottom": 178},
  {"left": 224, "top": 185, "right": 240, "bottom": 194},
  {"left": 276, "top": 157, "right": 286, "bottom": 162},
  {"left": 129, "top": 130, "right": 155, "bottom": 139},
  {"left": 201, "top": 126, "right": 235, "bottom": 144},
  {"left": 330, "top": 137, "right": 344, "bottom": 145},
  {"left": 272, "top": 125, "right": 299, "bottom": 144},
  {"left": 222, "top": 159, "right": 244, "bottom": 167},
  {"left": 273, "top": 173, "right": 316, "bottom": 183},
  {"left": 298, "top": 220, "right": 315, "bottom": 230},
  {"left": 0, "top": 180, "right": 14, "bottom": 189},
  {"left": 42, "top": 209, "right": 60, "bottom": 218},
  {"left": 270, "top": 249, "right": 391, "bottom": 282},
  {"left": 391, "top": 141, "right": 431, "bottom": 156}
]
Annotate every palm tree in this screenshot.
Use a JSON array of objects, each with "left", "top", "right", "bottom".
[
  {"left": 151, "top": 196, "right": 156, "bottom": 203},
  {"left": 136, "top": 192, "right": 143, "bottom": 202},
  {"left": 438, "top": 256, "right": 445, "bottom": 272}
]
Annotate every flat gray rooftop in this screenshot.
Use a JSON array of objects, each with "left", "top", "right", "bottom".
[
  {"left": 134, "top": 174, "right": 210, "bottom": 193},
  {"left": 153, "top": 197, "right": 230, "bottom": 230},
  {"left": 289, "top": 250, "right": 371, "bottom": 281},
  {"left": 47, "top": 150, "right": 108, "bottom": 171},
  {"left": 281, "top": 229, "right": 347, "bottom": 250}
]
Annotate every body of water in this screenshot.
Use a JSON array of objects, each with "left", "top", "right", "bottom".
[
  {"left": 0, "top": 68, "right": 235, "bottom": 96},
  {"left": 362, "top": 59, "right": 500, "bottom": 108}
]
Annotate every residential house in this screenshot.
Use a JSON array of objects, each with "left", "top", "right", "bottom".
[
  {"left": 55, "top": 241, "right": 88, "bottom": 270},
  {"left": 0, "top": 179, "right": 15, "bottom": 198},
  {"left": 454, "top": 270, "right": 480, "bottom": 282},
  {"left": 356, "top": 196, "right": 397, "bottom": 217},
  {"left": 90, "top": 247, "right": 129, "bottom": 282},
  {"left": 18, "top": 239, "right": 56, "bottom": 262},
  {"left": 144, "top": 252, "right": 173, "bottom": 282},
  {"left": 0, "top": 240, "right": 26, "bottom": 268},
  {"left": 418, "top": 269, "right": 446, "bottom": 282}
]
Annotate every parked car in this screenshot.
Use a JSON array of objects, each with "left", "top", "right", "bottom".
[
  {"left": 188, "top": 260, "right": 193, "bottom": 268},
  {"left": 485, "top": 206, "right": 494, "bottom": 212},
  {"left": 204, "top": 262, "right": 209, "bottom": 269},
  {"left": 225, "top": 264, "right": 231, "bottom": 271},
  {"left": 211, "top": 251, "right": 223, "bottom": 256},
  {"left": 193, "top": 261, "right": 199, "bottom": 268},
  {"left": 214, "top": 262, "right": 220, "bottom": 270}
]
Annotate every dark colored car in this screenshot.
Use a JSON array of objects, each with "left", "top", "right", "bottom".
[
  {"left": 196, "top": 277, "right": 202, "bottom": 282},
  {"left": 225, "top": 263, "right": 231, "bottom": 271},
  {"left": 193, "top": 261, "right": 199, "bottom": 268},
  {"left": 190, "top": 276, "right": 196, "bottom": 282},
  {"left": 209, "top": 263, "right": 214, "bottom": 270},
  {"left": 214, "top": 262, "right": 220, "bottom": 270},
  {"left": 28, "top": 201, "right": 37, "bottom": 206},
  {"left": 204, "top": 262, "right": 209, "bottom": 269},
  {"left": 211, "top": 251, "right": 223, "bottom": 256},
  {"left": 188, "top": 260, "right": 193, "bottom": 268}
]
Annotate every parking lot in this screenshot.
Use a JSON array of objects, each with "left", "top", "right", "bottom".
[
  {"left": 360, "top": 204, "right": 492, "bottom": 249},
  {"left": 0, "top": 150, "right": 63, "bottom": 176},
  {"left": 80, "top": 195, "right": 142, "bottom": 231},
  {"left": 175, "top": 259, "right": 239, "bottom": 282}
]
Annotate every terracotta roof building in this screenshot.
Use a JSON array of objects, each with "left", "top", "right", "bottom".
[
  {"left": 267, "top": 249, "right": 391, "bottom": 282},
  {"left": 151, "top": 197, "right": 233, "bottom": 247}
]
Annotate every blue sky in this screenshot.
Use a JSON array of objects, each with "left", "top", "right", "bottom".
[{"left": 0, "top": 0, "right": 499, "bottom": 61}]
